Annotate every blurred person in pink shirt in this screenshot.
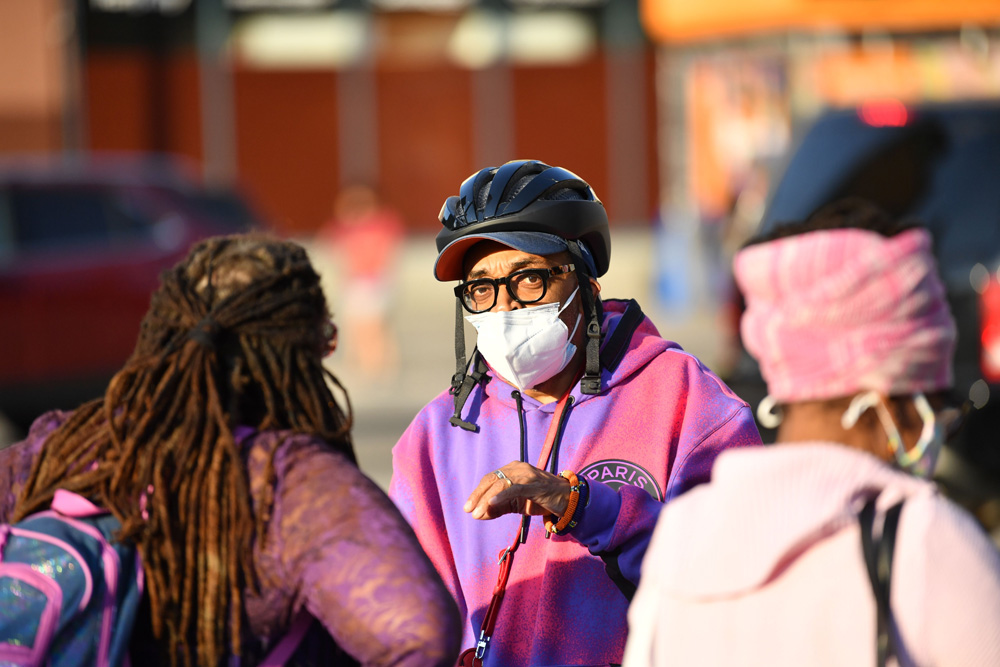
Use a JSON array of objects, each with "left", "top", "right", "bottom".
[
  {"left": 623, "top": 198, "right": 1000, "bottom": 667},
  {"left": 319, "top": 184, "right": 405, "bottom": 379}
]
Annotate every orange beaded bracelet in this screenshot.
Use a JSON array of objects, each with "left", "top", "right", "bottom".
[{"left": 545, "top": 470, "right": 582, "bottom": 535}]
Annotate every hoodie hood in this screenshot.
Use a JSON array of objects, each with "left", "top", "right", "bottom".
[{"left": 654, "top": 443, "right": 936, "bottom": 599}]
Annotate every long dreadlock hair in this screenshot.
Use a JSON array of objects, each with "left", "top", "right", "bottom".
[{"left": 13, "top": 234, "right": 355, "bottom": 667}]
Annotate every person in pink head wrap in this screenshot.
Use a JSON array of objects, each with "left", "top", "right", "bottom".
[{"left": 623, "top": 198, "right": 1000, "bottom": 667}]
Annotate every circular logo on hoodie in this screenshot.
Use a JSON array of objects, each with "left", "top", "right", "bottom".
[{"left": 578, "top": 459, "right": 662, "bottom": 501}]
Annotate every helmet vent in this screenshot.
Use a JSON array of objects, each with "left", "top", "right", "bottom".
[
  {"left": 475, "top": 180, "right": 493, "bottom": 213},
  {"left": 498, "top": 177, "right": 583, "bottom": 213},
  {"left": 542, "top": 186, "right": 585, "bottom": 202}
]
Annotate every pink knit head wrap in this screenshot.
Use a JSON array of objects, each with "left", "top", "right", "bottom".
[{"left": 734, "top": 227, "right": 956, "bottom": 403}]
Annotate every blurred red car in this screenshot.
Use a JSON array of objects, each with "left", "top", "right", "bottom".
[{"left": 0, "top": 154, "right": 267, "bottom": 433}]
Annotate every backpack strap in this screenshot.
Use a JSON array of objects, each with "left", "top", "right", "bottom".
[
  {"left": 859, "top": 496, "right": 904, "bottom": 667},
  {"left": 566, "top": 244, "right": 602, "bottom": 395},
  {"left": 258, "top": 610, "right": 315, "bottom": 667},
  {"left": 599, "top": 299, "right": 643, "bottom": 374},
  {"left": 51, "top": 489, "right": 107, "bottom": 518}
]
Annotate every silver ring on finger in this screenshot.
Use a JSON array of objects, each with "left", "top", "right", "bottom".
[{"left": 494, "top": 469, "right": 513, "bottom": 488}]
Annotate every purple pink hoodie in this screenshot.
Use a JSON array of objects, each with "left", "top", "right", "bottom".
[{"left": 389, "top": 299, "right": 762, "bottom": 666}]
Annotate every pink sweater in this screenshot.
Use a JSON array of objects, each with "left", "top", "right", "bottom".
[{"left": 623, "top": 443, "right": 1000, "bottom": 666}]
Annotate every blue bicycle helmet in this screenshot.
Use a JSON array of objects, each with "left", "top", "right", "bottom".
[{"left": 433, "top": 160, "right": 611, "bottom": 281}]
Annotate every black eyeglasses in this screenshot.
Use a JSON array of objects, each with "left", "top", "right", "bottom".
[{"left": 455, "top": 264, "right": 575, "bottom": 314}]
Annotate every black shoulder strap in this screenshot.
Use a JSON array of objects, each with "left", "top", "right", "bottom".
[
  {"left": 599, "top": 299, "right": 643, "bottom": 373},
  {"left": 859, "top": 496, "right": 904, "bottom": 667},
  {"left": 566, "top": 243, "right": 602, "bottom": 395}
]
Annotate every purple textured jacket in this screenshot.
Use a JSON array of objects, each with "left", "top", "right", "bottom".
[
  {"left": 0, "top": 411, "right": 461, "bottom": 666},
  {"left": 389, "top": 299, "right": 762, "bottom": 666}
]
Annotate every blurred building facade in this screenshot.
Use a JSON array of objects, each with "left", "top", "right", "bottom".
[
  {"left": 0, "top": 2, "right": 74, "bottom": 152},
  {"left": 0, "top": 0, "right": 659, "bottom": 235},
  {"left": 3, "top": 2, "right": 998, "bottom": 277}
]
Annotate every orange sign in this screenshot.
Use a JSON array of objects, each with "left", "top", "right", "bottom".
[{"left": 641, "top": 0, "right": 1000, "bottom": 43}]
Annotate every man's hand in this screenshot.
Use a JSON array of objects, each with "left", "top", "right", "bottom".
[{"left": 463, "top": 461, "right": 571, "bottom": 520}]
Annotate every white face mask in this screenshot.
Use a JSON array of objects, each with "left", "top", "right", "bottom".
[
  {"left": 841, "top": 391, "right": 944, "bottom": 478},
  {"left": 465, "top": 287, "right": 581, "bottom": 391}
]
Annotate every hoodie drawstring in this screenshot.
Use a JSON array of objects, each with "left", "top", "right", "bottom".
[{"left": 512, "top": 390, "right": 530, "bottom": 544}]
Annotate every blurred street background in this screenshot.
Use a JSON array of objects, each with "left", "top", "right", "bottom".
[{"left": 1, "top": 0, "right": 1000, "bottom": 521}]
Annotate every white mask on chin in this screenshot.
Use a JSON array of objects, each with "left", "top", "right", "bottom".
[{"left": 465, "top": 287, "right": 581, "bottom": 391}]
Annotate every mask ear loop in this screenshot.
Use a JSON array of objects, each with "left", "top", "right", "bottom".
[
  {"left": 841, "top": 390, "right": 879, "bottom": 429},
  {"left": 558, "top": 286, "right": 580, "bottom": 314},
  {"left": 756, "top": 395, "right": 783, "bottom": 429},
  {"left": 895, "top": 393, "right": 936, "bottom": 468},
  {"left": 842, "top": 390, "right": 904, "bottom": 461},
  {"left": 558, "top": 286, "right": 583, "bottom": 343}
]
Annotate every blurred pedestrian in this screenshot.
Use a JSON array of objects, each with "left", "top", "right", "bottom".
[
  {"left": 0, "top": 234, "right": 461, "bottom": 666},
  {"left": 319, "top": 184, "right": 405, "bottom": 380},
  {"left": 390, "top": 160, "right": 762, "bottom": 666},
  {"left": 623, "top": 199, "right": 1000, "bottom": 667}
]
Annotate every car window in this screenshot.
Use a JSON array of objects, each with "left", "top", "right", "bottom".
[
  {"left": 10, "top": 185, "right": 154, "bottom": 251},
  {"left": 825, "top": 117, "right": 947, "bottom": 220},
  {"left": 184, "top": 190, "right": 259, "bottom": 232},
  {"left": 763, "top": 114, "right": 947, "bottom": 226},
  {"left": 917, "top": 115, "right": 1000, "bottom": 283},
  {"left": 761, "top": 104, "right": 1000, "bottom": 287},
  {"left": 0, "top": 188, "right": 12, "bottom": 261}
]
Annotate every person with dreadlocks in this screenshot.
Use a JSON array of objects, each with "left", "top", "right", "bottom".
[
  {"left": 0, "top": 234, "right": 461, "bottom": 666},
  {"left": 389, "top": 160, "right": 762, "bottom": 666}
]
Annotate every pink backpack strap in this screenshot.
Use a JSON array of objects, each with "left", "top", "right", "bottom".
[
  {"left": 258, "top": 610, "right": 314, "bottom": 667},
  {"left": 51, "top": 490, "right": 106, "bottom": 518}
]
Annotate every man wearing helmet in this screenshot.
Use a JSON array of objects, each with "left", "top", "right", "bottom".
[{"left": 390, "top": 160, "right": 762, "bottom": 666}]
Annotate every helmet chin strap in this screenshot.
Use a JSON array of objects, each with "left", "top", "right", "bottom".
[
  {"left": 449, "top": 297, "right": 489, "bottom": 432},
  {"left": 566, "top": 242, "right": 603, "bottom": 395}
]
